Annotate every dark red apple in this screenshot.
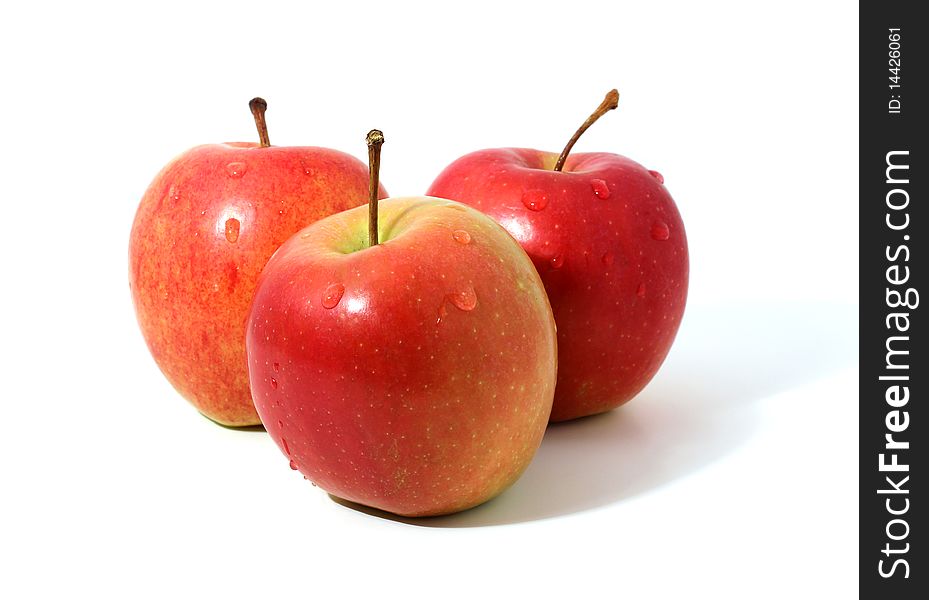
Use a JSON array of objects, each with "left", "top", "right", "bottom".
[
  {"left": 246, "top": 132, "right": 557, "bottom": 516},
  {"left": 130, "top": 99, "right": 387, "bottom": 426},
  {"left": 427, "top": 90, "right": 688, "bottom": 421}
]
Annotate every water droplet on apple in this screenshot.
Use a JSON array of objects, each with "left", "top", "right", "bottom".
[
  {"left": 322, "top": 283, "right": 345, "bottom": 309},
  {"left": 224, "top": 218, "right": 240, "bottom": 243},
  {"left": 226, "top": 162, "right": 247, "bottom": 178},
  {"left": 648, "top": 170, "right": 664, "bottom": 184},
  {"left": 436, "top": 301, "right": 448, "bottom": 325},
  {"left": 591, "top": 179, "right": 610, "bottom": 199},
  {"left": 601, "top": 251, "right": 615, "bottom": 266},
  {"left": 282, "top": 438, "right": 291, "bottom": 454},
  {"left": 168, "top": 185, "right": 181, "bottom": 202},
  {"left": 289, "top": 459, "right": 298, "bottom": 470},
  {"left": 447, "top": 287, "right": 478, "bottom": 312},
  {"left": 650, "top": 220, "right": 670, "bottom": 241},
  {"left": 270, "top": 377, "right": 278, "bottom": 389},
  {"left": 273, "top": 362, "right": 280, "bottom": 372},
  {"left": 300, "top": 159, "right": 316, "bottom": 176},
  {"left": 452, "top": 230, "right": 471, "bottom": 244},
  {"left": 637, "top": 282, "right": 647, "bottom": 298},
  {"left": 521, "top": 189, "right": 549, "bottom": 211},
  {"left": 550, "top": 254, "right": 565, "bottom": 269}
]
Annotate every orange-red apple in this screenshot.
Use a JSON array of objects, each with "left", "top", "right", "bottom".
[{"left": 129, "top": 99, "right": 387, "bottom": 426}]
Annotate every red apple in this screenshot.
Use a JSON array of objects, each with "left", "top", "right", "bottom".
[
  {"left": 427, "top": 90, "right": 688, "bottom": 421},
  {"left": 246, "top": 131, "right": 557, "bottom": 516},
  {"left": 130, "top": 99, "right": 387, "bottom": 426}
]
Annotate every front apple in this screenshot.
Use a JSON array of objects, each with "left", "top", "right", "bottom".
[{"left": 246, "top": 196, "right": 557, "bottom": 516}]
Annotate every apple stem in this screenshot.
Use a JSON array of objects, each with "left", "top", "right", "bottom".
[
  {"left": 366, "top": 129, "right": 385, "bottom": 247},
  {"left": 249, "top": 97, "right": 271, "bottom": 147},
  {"left": 553, "top": 89, "right": 619, "bottom": 172}
]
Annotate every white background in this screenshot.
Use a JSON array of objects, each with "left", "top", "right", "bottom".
[{"left": 1, "top": 1, "right": 858, "bottom": 598}]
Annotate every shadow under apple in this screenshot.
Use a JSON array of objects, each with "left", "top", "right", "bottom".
[{"left": 331, "top": 299, "right": 858, "bottom": 527}]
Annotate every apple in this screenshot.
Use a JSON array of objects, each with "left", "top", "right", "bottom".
[
  {"left": 246, "top": 131, "right": 557, "bottom": 516},
  {"left": 427, "top": 90, "right": 688, "bottom": 421},
  {"left": 130, "top": 98, "right": 387, "bottom": 427}
]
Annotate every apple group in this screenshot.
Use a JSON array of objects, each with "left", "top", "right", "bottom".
[{"left": 130, "top": 92, "right": 688, "bottom": 517}]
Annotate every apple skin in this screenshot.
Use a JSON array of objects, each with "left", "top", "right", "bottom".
[
  {"left": 427, "top": 149, "right": 688, "bottom": 421},
  {"left": 130, "top": 142, "right": 387, "bottom": 426},
  {"left": 246, "top": 197, "right": 557, "bottom": 517}
]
